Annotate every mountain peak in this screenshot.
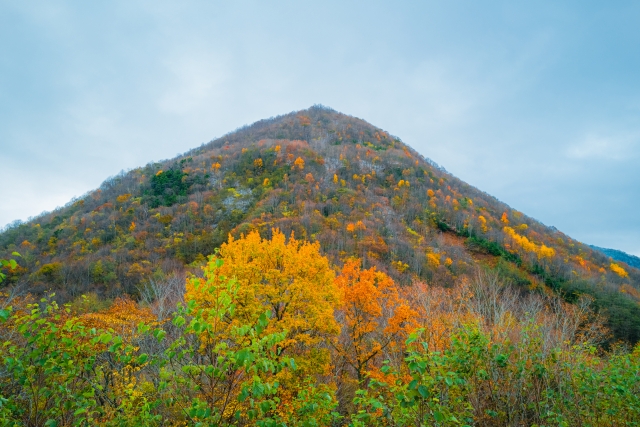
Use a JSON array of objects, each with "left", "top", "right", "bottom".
[
  {"left": 1, "top": 108, "right": 639, "bottom": 342},
  {"left": 200, "top": 105, "right": 385, "bottom": 151}
]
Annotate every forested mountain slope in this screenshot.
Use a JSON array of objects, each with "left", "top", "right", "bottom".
[
  {"left": 591, "top": 245, "right": 640, "bottom": 270},
  {"left": 2, "top": 105, "right": 640, "bottom": 342}
]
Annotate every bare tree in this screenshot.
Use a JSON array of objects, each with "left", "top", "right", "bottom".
[{"left": 138, "top": 272, "right": 185, "bottom": 321}]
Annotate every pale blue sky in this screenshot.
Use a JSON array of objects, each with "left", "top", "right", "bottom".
[{"left": 1, "top": 1, "right": 639, "bottom": 255}]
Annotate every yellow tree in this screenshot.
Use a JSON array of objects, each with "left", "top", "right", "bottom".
[
  {"left": 185, "top": 228, "right": 339, "bottom": 363},
  {"left": 478, "top": 215, "right": 488, "bottom": 233},
  {"left": 294, "top": 157, "right": 305, "bottom": 170},
  {"left": 610, "top": 262, "right": 629, "bottom": 278},
  {"left": 184, "top": 229, "right": 340, "bottom": 413},
  {"left": 501, "top": 211, "right": 509, "bottom": 224},
  {"left": 503, "top": 226, "right": 555, "bottom": 260}
]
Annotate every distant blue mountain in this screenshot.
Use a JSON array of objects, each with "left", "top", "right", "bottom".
[{"left": 590, "top": 245, "right": 640, "bottom": 269}]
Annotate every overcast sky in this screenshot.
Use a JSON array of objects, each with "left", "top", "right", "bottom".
[{"left": 1, "top": 1, "right": 639, "bottom": 256}]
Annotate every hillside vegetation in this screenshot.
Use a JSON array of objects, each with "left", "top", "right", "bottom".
[
  {"left": 0, "top": 231, "right": 639, "bottom": 426},
  {"left": 2, "top": 106, "right": 640, "bottom": 425},
  {"left": 1, "top": 106, "right": 639, "bottom": 343}
]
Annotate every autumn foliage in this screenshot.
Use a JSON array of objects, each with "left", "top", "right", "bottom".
[
  {"left": 334, "top": 259, "right": 415, "bottom": 382},
  {"left": 187, "top": 229, "right": 338, "bottom": 348},
  {"left": 185, "top": 228, "right": 339, "bottom": 404},
  {"left": 1, "top": 106, "right": 640, "bottom": 424},
  {"left": 1, "top": 106, "right": 638, "bottom": 344},
  {"left": 1, "top": 230, "right": 640, "bottom": 426}
]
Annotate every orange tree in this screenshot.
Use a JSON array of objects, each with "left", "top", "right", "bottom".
[{"left": 334, "top": 259, "right": 416, "bottom": 384}]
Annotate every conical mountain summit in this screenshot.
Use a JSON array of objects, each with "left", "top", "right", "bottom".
[{"left": 2, "top": 105, "right": 639, "bottom": 341}]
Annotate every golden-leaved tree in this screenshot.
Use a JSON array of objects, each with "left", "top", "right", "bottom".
[{"left": 184, "top": 228, "right": 340, "bottom": 412}]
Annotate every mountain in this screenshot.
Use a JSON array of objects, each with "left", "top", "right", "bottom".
[
  {"left": 1, "top": 105, "right": 640, "bottom": 342},
  {"left": 590, "top": 245, "right": 640, "bottom": 269}
]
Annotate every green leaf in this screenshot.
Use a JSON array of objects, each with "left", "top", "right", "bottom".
[
  {"left": 418, "top": 385, "right": 429, "bottom": 398},
  {"left": 406, "top": 333, "right": 419, "bottom": 346},
  {"left": 154, "top": 329, "right": 166, "bottom": 342},
  {"left": 236, "top": 349, "right": 251, "bottom": 366},
  {"left": 256, "top": 312, "right": 269, "bottom": 334},
  {"left": 138, "top": 322, "right": 151, "bottom": 334},
  {"left": 260, "top": 400, "right": 272, "bottom": 413},
  {"left": 0, "top": 308, "right": 11, "bottom": 321},
  {"left": 173, "top": 315, "right": 186, "bottom": 327},
  {"left": 433, "top": 411, "right": 445, "bottom": 422},
  {"left": 485, "top": 409, "right": 498, "bottom": 418}
]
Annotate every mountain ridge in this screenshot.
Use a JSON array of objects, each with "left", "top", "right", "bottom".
[{"left": 590, "top": 245, "right": 640, "bottom": 269}]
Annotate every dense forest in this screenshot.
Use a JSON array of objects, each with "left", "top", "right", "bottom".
[
  {"left": 1, "top": 106, "right": 640, "bottom": 425},
  {"left": 1, "top": 106, "right": 639, "bottom": 342},
  {"left": 1, "top": 231, "right": 639, "bottom": 425}
]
